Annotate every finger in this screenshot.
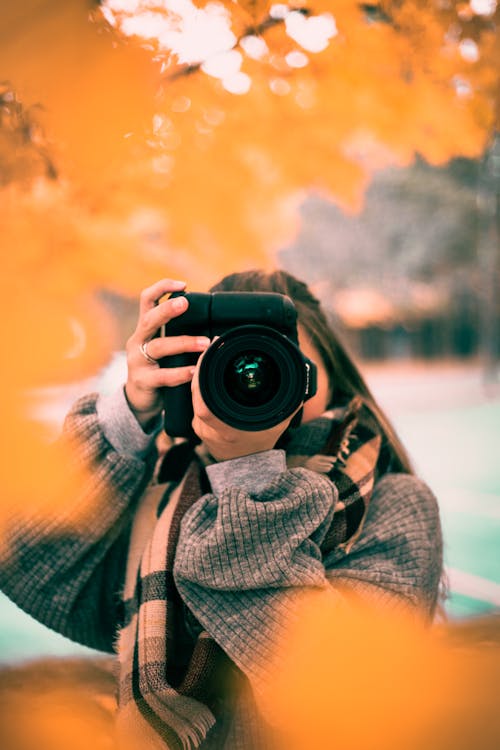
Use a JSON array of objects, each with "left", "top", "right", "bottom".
[
  {"left": 191, "top": 414, "right": 220, "bottom": 444},
  {"left": 140, "top": 334, "right": 210, "bottom": 363},
  {"left": 191, "top": 411, "right": 236, "bottom": 443},
  {"left": 138, "top": 278, "right": 186, "bottom": 317},
  {"left": 142, "top": 364, "right": 196, "bottom": 389},
  {"left": 140, "top": 295, "right": 189, "bottom": 340}
]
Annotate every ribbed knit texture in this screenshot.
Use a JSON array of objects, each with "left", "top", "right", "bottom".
[
  {"left": 0, "top": 394, "right": 157, "bottom": 652},
  {"left": 173, "top": 467, "right": 335, "bottom": 686}
]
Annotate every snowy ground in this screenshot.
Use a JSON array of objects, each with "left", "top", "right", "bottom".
[
  {"left": 1, "top": 357, "right": 499, "bottom": 661},
  {"left": 365, "top": 360, "right": 500, "bottom": 617}
]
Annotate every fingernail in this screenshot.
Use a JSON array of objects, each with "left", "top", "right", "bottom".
[
  {"left": 172, "top": 296, "right": 187, "bottom": 311},
  {"left": 171, "top": 280, "right": 186, "bottom": 288},
  {"left": 196, "top": 337, "right": 211, "bottom": 348}
]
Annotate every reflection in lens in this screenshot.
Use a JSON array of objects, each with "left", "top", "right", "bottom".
[{"left": 224, "top": 351, "right": 280, "bottom": 406}]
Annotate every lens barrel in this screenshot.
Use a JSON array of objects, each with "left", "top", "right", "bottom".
[{"left": 198, "top": 325, "right": 311, "bottom": 431}]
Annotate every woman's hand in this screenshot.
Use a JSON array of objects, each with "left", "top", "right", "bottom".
[
  {"left": 190, "top": 357, "right": 301, "bottom": 462},
  {"left": 125, "top": 279, "right": 211, "bottom": 429}
]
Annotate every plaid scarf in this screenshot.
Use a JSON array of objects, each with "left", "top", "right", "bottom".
[{"left": 116, "top": 397, "right": 387, "bottom": 749}]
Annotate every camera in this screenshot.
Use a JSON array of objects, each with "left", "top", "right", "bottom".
[{"left": 158, "top": 291, "right": 317, "bottom": 438}]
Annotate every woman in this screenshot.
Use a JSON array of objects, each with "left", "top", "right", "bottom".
[{"left": 0, "top": 270, "right": 443, "bottom": 750}]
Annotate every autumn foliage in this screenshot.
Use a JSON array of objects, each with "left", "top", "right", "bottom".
[
  {"left": 0, "top": 601, "right": 499, "bottom": 750},
  {"left": 0, "top": 1, "right": 498, "bottom": 520},
  {"left": 260, "top": 591, "right": 500, "bottom": 750}
]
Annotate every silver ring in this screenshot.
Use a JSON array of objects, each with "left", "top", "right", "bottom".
[{"left": 139, "top": 341, "right": 157, "bottom": 366}]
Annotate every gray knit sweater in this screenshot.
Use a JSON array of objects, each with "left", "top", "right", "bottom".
[{"left": 0, "top": 386, "right": 443, "bottom": 664}]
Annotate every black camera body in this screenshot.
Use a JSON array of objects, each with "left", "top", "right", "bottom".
[{"left": 159, "top": 291, "right": 317, "bottom": 438}]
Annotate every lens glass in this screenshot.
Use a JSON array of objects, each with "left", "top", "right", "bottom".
[
  {"left": 199, "top": 324, "right": 309, "bottom": 431},
  {"left": 224, "top": 350, "right": 281, "bottom": 407}
]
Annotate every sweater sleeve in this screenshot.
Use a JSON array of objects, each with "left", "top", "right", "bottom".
[
  {"left": 173, "top": 464, "right": 442, "bottom": 689},
  {"left": 0, "top": 392, "right": 157, "bottom": 653},
  {"left": 173, "top": 463, "right": 338, "bottom": 686},
  {"left": 324, "top": 472, "right": 443, "bottom": 617}
]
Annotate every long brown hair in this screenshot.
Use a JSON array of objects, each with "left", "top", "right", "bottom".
[{"left": 210, "top": 269, "right": 413, "bottom": 474}]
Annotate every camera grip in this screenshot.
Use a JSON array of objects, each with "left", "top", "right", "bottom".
[{"left": 160, "top": 351, "right": 199, "bottom": 438}]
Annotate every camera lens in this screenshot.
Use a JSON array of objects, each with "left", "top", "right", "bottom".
[
  {"left": 224, "top": 352, "right": 280, "bottom": 407},
  {"left": 199, "top": 325, "right": 310, "bottom": 431}
]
